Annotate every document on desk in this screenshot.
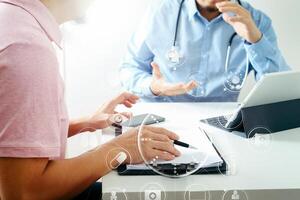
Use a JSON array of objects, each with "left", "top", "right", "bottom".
[{"left": 127, "top": 122, "right": 223, "bottom": 170}]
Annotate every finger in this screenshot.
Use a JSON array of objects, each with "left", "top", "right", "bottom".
[
  {"left": 120, "top": 112, "right": 133, "bottom": 119},
  {"left": 145, "top": 126, "right": 179, "bottom": 140},
  {"left": 151, "top": 62, "right": 163, "bottom": 79},
  {"left": 218, "top": 6, "right": 245, "bottom": 16},
  {"left": 222, "top": 13, "right": 234, "bottom": 25},
  {"left": 222, "top": 13, "right": 245, "bottom": 25},
  {"left": 150, "top": 140, "right": 181, "bottom": 156},
  {"left": 226, "top": 16, "right": 245, "bottom": 23},
  {"left": 164, "top": 82, "right": 188, "bottom": 95},
  {"left": 141, "top": 130, "right": 171, "bottom": 142},
  {"left": 125, "top": 97, "right": 138, "bottom": 105},
  {"left": 216, "top": 1, "right": 248, "bottom": 16},
  {"left": 123, "top": 100, "right": 133, "bottom": 108},
  {"left": 165, "top": 81, "right": 197, "bottom": 95},
  {"left": 216, "top": 1, "right": 243, "bottom": 9},
  {"left": 183, "top": 80, "right": 198, "bottom": 92},
  {"left": 125, "top": 93, "right": 139, "bottom": 102},
  {"left": 114, "top": 92, "right": 139, "bottom": 104},
  {"left": 151, "top": 150, "right": 176, "bottom": 161}
]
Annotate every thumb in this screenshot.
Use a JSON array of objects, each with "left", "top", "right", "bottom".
[{"left": 151, "top": 62, "right": 162, "bottom": 79}]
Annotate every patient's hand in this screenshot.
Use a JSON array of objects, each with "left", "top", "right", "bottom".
[
  {"left": 88, "top": 92, "right": 139, "bottom": 129},
  {"left": 111, "top": 126, "right": 181, "bottom": 164},
  {"left": 68, "top": 92, "right": 139, "bottom": 136},
  {"left": 150, "top": 62, "right": 198, "bottom": 96}
]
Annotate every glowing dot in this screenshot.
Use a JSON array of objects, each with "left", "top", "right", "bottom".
[{"left": 231, "top": 75, "right": 241, "bottom": 85}]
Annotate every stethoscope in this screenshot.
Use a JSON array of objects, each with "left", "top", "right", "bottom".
[{"left": 167, "top": 0, "right": 250, "bottom": 93}]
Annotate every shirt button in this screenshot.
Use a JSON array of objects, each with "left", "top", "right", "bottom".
[{"left": 202, "top": 54, "right": 208, "bottom": 59}]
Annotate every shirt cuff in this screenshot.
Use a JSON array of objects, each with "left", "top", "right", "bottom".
[
  {"left": 140, "top": 76, "right": 157, "bottom": 97},
  {"left": 244, "top": 34, "right": 276, "bottom": 60}
]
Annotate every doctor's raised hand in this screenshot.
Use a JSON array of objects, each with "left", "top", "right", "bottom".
[
  {"left": 216, "top": 1, "right": 262, "bottom": 44},
  {"left": 150, "top": 62, "right": 198, "bottom": 96}
]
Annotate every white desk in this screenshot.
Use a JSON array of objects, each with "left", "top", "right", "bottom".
[{"left": 99, "top": 103, "right": 300, "bottom": 200}]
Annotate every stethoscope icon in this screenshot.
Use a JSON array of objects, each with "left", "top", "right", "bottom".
[
  {"left": 167, "top": 46, "right": 182, "bottom": 65},
  {"left": 166, "top": 0, "right": 249, "bottom": 94}
]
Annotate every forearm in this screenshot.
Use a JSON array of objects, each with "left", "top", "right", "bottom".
[
  {"left": 68, "top": 115, "right": 110, "bottom": 137},
  {"left": 36, "top": 144, "right": 114, "bottom": 200},
  {"left": 0, "top": 143, "right": 119, "bottom": 200},
  {"left": 68, "top": 117, "right": 95, "bottom": 137},
  {"left": 245, "top": 35, "right": 290, "bottom": 79}
]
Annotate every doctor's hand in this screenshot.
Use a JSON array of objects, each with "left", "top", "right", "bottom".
[
  {"left": 216, "top": 1, "right": 262, "bottom": 44},
  {"left": 150, "top": 62, "right": 198, "bottom": 96},
  {"left": 110, "top": 126, "right": 181, "bottom": 164}
]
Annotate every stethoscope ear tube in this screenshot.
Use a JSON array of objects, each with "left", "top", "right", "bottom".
[{"left": 173, "top": 0, "right": 186, "bottom": 46}]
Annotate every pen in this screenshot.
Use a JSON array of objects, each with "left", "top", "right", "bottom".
[{"left": 174, "top": 140, "right": 197, "bottom": 150}]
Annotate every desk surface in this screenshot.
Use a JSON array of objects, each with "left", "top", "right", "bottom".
[{"left": 100, "top": 103, "right": 300, "bottom": 198}]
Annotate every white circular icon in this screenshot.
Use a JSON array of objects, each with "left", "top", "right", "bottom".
[{"left": 222, "top": 190, "right": 248, "bottom": 200}]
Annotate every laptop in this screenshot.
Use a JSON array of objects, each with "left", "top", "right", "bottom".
[{"left": 201, "top": 71, "right": 300, "bottom": 132}]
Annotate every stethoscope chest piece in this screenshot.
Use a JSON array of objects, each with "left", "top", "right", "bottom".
[
  {"left": 224, "top": 72, "right": 244, "bottom": 92},
  {"left": 167, "top": 46, "right": 182, "bottom": 65}
]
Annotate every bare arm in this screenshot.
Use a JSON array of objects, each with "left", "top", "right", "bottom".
[
  {"left": 0, "top": 142, "right": 115, "bottom": 200},
  {"left": 0, "top": 126, "right": 180, "bottom": 200}
]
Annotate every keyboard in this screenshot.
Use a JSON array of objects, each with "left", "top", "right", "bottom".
[{"left": 200, "top": 115, "right": 232, "bottom": 131}]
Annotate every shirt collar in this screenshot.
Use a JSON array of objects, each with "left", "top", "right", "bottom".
[
  {"left": 186, "top": 0, "right": 198, "bottom": 21},
  {"left": 0, "top": 0, "right": 62, "bottom": 48},
  {"left": 186, "top": 0, "right": 224, "bottom": 24}
]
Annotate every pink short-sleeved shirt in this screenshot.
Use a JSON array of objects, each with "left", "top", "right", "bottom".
[{"left": 0, "top": 0, "right": 69, "bottom": 159}]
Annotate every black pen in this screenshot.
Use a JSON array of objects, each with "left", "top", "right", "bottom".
[{"left": 174, "top": 140, "right": 197, "bottom": 150}]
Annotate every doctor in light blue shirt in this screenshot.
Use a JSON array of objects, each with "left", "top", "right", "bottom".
[{"left": 120, "top": 0, "right": 290, "bottom": 102}]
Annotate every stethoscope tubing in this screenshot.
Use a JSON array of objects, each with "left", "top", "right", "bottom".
[{"left": 170, "top": 0, "right": 249, "bottom": 92}]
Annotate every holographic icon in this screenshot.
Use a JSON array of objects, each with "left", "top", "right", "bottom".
[
  {"left": 231, "top": 190, "right": 240, "bottom": 200},
  {"left": 222, "top": 190, "right": 248, "bottom": 200},
  {"left": 145, "top": 190, "right": 161, "bottom": 200},
  {"left": 110, "top": 191, "right": 118, "bottom": 200}
]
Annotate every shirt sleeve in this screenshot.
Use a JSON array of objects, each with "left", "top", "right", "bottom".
[
  {"left": 0, "top": 43, "right": 63, "bottom": 158},
  {"left": 119, "top": 0, "right": 163, "bottom": 98},
  {"left": 120, "top": 35, "right": 155, "bottom": 97},
  {"left": 244, "top": 10, "right": 291, "bottom": 80}
]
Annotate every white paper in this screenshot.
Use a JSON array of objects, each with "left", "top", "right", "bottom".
[{"left": 127, "top": 121, "right": 223, "bottom": 170}]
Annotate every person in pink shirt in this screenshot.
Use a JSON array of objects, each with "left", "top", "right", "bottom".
[{"left": 0, "top": 0, "right": 181, "bottom": 199}]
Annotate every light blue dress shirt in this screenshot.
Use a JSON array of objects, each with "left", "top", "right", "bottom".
[{"left": 120, "top": 0, "right": 290, "bottom": 102}]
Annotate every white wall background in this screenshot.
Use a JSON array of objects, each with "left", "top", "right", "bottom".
[
  {"left": 62, "top": 0, "right": 149, "bottom": 119},
  {"left": 63, "top": 0, "right": 300, "bottom": 156}
]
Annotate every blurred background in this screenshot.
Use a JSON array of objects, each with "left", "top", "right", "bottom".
[{"left": 63, "top": 0, "right": 300, "bottom": 156}]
